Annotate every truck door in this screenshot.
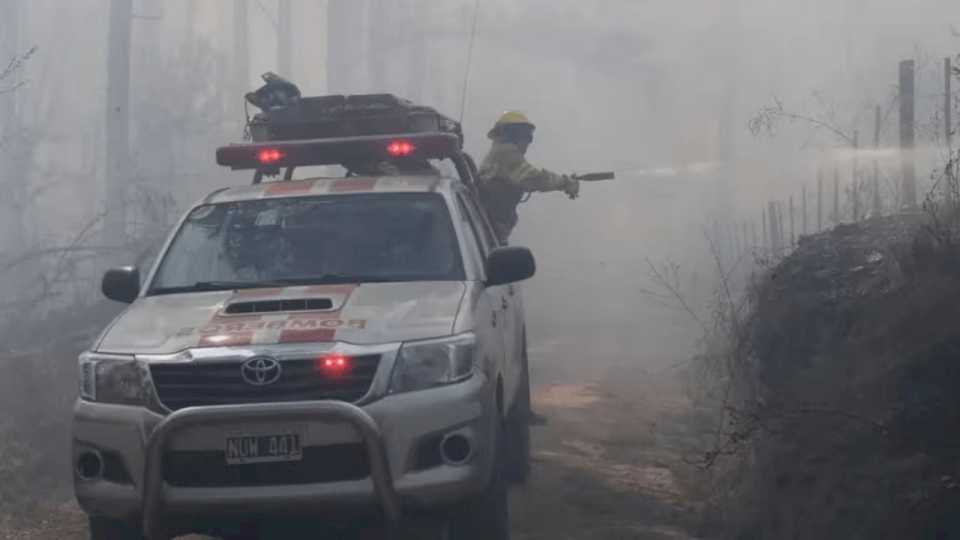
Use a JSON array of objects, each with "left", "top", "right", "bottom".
[{"left": 456, "top": 192, "right": 521, "bottom": 410}]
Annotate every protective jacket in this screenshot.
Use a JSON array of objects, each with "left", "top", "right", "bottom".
[{"left": 477, "top": 140, "right": 567, "bottom": 243}]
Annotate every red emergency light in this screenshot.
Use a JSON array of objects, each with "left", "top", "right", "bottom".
[
  {"left": 257, "top": 148, "right": 286, "bottom": 165},
  {"left": 386, "top": 140, "right": 415, "bottom": 157},
  {"left": 314, "top": 354, "right": 352, "bottom": 376}
]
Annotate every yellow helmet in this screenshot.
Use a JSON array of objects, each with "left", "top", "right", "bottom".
[{"left": 488, "top": 111, "right": 535, "bottom": 139}]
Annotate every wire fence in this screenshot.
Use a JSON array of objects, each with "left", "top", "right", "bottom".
[{"left": 721, "top": 56, "right": 957, "bottom": 264}]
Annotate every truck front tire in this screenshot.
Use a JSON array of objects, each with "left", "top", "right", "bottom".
[
  {"left": 505, "top": 347, "right": 532, "bottom": 484},
  {"left": 88, "top": 516, "right": 146, "bottom": 540},
  {"left": 447, "top": 411, "right": 511, "bottom": 540}
]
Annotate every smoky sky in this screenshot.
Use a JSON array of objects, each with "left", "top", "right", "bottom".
[{"left": 2, "top": 0, "right": 957, "bottom": 358}]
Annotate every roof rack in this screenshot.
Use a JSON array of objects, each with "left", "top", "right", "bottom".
[{"left": 220, "top": 74, "right": 475, "bottom": 188}]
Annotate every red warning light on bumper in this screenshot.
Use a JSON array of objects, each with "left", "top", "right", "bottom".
[
  {"left": 257, "top": 148, "right": 286, "bottom": 165},
  {"left": 386, "top": 140, "right": 415, "bottom": 157},
  {"left": 314, "top": 354, "right": 352, "bottom": 376}
]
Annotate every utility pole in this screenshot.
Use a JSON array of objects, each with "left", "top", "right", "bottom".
[
  {"left": 899, "top": 59, "right": 917, "bottom": 209},
  {"left": 278, "top": 0, "right": 292, "bottom": 77},
  {"left": 873, "top": 104, "right": 882, "bottom": 216},
  {"left": 105, "top": 0, "right": 132, "bottom": 245}
]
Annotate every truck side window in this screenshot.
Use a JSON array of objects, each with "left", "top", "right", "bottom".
[
  {"left": 456, "top": 193, "right": 492, "bottom": 257},
  {"left": 458, "top": 192, "right": 499, "bottom": 250},
  {"left": 454, "top": 194, "right": 487, "bottom": 274}
]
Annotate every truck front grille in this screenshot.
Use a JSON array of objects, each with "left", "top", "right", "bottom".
[
  {"left": 150, "top": 355, "right": 381, "bottom": 411},
  {"left": 163, "top": 443, "right": 369, "bottom": 487}
]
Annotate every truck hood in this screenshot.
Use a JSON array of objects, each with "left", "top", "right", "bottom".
[{"left": 95, "top": 282, "right": 466, "bottom": 355}]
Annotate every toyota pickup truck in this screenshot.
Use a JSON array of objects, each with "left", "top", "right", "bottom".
[{"left": 72, "top": 117, "right": 534, "bottom": 539}]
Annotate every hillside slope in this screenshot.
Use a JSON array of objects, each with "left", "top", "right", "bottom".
[{"left": 724, "top": 215, "right": 960, "bottom": 539}]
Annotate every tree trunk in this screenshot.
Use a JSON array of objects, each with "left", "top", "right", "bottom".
[
  {"left": 326, "top": 0, "right": 365, "bottom": 94},
  {"left": 104, "top": 0, "right": 132, "bottom": 246},
  {"left": 0, "top": 0, "right": 24, "bottom": 254},
  {"left": 278, "top": 0, "right": 293, "bottom": 78}
]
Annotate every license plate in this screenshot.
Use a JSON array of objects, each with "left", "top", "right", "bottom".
[{"left": 226, "top": 433, "right": 302, "bottom": 465}]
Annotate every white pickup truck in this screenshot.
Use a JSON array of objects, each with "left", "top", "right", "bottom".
[{"left": 72, "top": 127, "right": 534, "bottom": 539}]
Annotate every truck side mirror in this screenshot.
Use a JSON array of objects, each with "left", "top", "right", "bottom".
[
  {"left": 102, "top": 266, "right": 140, "bottom": 304},
  {"left": 485, "top": 247, "right": 536, "bottom": 286}
]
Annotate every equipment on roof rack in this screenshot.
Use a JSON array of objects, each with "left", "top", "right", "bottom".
[
  {"left": 244, "top": 72, "right": 302, "bottom": 112},
  {"left": 243, "top": 74, "right": 463, "bottom": 146},
  {"left": 224, "top": 73, "right": 469, "bottom": 185}
]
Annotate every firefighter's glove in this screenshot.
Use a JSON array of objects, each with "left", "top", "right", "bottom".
[{"left": 563, "top": 176, "right": 580, "bottom": 199}]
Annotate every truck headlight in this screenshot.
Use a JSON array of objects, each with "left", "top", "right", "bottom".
[
  {"left": 79, "top": 352, "right": 151, "bottom": 406},
  {"left": 389, "top": 333, "right": 476, "bottom": 394}
]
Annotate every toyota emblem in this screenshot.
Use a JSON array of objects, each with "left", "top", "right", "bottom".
[{"left": 240, "top": 356, "right": 282, "bottom": 386}]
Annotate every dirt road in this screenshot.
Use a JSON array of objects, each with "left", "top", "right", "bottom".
[
  {"left": 0, "top": 334, "right": 705, "bottom": 540},
  {"left": 512, "top": 334, "right": 705, "bottom": 540}
]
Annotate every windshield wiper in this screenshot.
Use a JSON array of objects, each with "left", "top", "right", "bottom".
[
  {"left": 149, "top": 280, "right": 278, "bottom": 295},
  {"left": 264, "top": 274, "right": 406, "bottom": 285},
  {"left": 149, "top": 275, "right": 406, "bottom": 296}
]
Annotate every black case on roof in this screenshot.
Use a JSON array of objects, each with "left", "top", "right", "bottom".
[{"left": 248, "top": 93, "right": 463, "bottom": 148}]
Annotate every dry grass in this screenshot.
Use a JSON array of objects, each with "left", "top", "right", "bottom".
[{"left": 693, "top": 212, "right": 960, "bottom": 539}]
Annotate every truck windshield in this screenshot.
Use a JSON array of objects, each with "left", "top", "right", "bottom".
[{"left": 148, "top": 193, "right": 464, "bottom": 294}]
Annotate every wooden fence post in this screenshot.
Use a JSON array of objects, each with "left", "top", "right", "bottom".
[
  {"left": 900, "top": 59, "right": 917, "bottom": 209},
  {"left": 852, "top": 129, "right": 860, "bottom": 221},
  {"left": 777, "top": 201, "right": 785, "bottom": 251},
  {"left": 802, "top": 184, "right": 808, "bottom": 235},
  {"left": 833, "top": 165, "right": 840, "bottom": 225},
  {"left": 789, "top": 196, "right": 795, "bottom": 246},
  {"left": 873, "top": 104, "right": 882, "bottom": 217},
  {"left": 762, "top": 206, "right": 769, "bottom": 253},
  {"left": 818, "top": 165, "right": 823, "bottom": 231}
]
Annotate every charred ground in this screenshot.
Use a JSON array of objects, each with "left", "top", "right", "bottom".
[{"left": 702, "top": 213, "right": 960, "bottom": 539}]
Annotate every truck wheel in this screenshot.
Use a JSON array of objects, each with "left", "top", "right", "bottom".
[
  {"left": 505, "top": 349, "right": 532, "bottom": 484},
  {"left": 448, "top": 416, "right": 510, "bottom": 540},
  {"left": 88, "top": 516, "right": 145, "bottom": 540}
]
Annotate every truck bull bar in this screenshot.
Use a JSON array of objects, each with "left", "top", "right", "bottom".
[{"left": 142, "top": 401, "right": 401, "bottom": 539}]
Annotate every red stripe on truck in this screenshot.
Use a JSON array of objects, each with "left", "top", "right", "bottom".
[
  {"left": 277, "top": 328, "right": 337, "bottom": 343},
  {"left": 330, "top": 178, "right": 378, "bottom": 192},
  {"left": 198, "top": 332, "right": 254, "bottom": 347},
  {"left": 264, "top": 180, "right": 316, "bottom": 196}
]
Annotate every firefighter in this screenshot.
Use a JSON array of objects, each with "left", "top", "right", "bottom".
[
  {"left": 478, "top": 112, "right": 577, "bottom": 427},
  {"left": 477, "top": 111, "right": 579, "bottom": 244}
]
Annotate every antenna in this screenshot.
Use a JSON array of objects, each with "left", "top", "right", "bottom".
[{"left": 458, "top": 0, "right": 481, "bottom": 124}]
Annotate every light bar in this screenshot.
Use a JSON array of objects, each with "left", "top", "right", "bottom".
[{"left": 216, "top": 132, "right": 460, "bottom": 171}]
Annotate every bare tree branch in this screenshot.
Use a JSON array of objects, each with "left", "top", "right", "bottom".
[
  {"left": 749, "top": 97, "right": 857, "bottom": 146},
  {"left": 0, "top": 47, "right": 37, "bottom": 94}
]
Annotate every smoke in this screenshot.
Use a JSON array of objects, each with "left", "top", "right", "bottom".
[{"left": 0, "top": 2, "right": 954, "bottom": 379}]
